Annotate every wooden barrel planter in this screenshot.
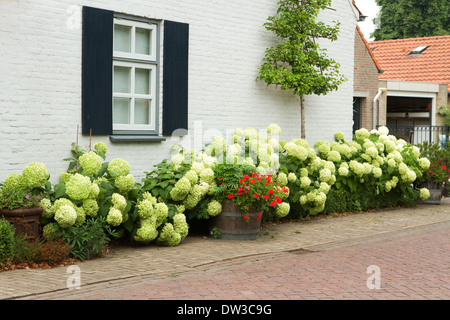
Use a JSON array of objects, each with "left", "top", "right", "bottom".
[
  {"left": 209, "top": 201, "right": 262, "bottom": 240},
  {"left": 421, "top": 182, "right": 443, "bottom": 205},
  {"left": 0, "top": 207, "right": 43, "bottom": 240}
]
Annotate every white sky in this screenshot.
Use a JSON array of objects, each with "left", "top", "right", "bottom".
[{"left": 354, "top": 0, "right": 381, "bottom": 42}]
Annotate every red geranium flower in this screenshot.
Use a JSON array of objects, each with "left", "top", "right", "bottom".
[
  {"left": 253, "top": 194, "right": 260, "bottom": 198},
  {"left": 227, "top": 194, "right": 234, "bottom": 199}
]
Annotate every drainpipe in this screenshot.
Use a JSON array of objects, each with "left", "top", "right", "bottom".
[{"left": 373, "top": 88, "right": 387, "bottom": 129}]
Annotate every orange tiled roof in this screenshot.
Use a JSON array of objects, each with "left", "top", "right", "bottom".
[{"left": 369, "top": 35, "right": 450, "bottom": 91}]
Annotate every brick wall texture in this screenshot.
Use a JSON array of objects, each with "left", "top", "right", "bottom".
[{"left": 0, "top": 0, "right": 357, "bottom": 181}]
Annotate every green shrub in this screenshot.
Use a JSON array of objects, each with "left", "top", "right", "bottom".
[
  {"left": 59, "top": 218, "right": 111, "bottom": 260},
  {"left": 0, "top": 218, "right": 15, "bottom": 262}
]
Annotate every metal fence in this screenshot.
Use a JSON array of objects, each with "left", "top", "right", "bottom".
[{"left": 379, "top": 125, "right": 449, "bottom": 146}]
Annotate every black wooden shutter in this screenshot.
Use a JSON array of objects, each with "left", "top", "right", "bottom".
[
  {"left": 82, "top": 6, "right": 113, "bottom": 135},
  {"left": 163, "top": 21, "right": 189, "bottom": 136}
]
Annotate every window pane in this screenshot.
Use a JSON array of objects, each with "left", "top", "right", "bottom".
[
  {"left": 114, "top": 24, "right": 131, "bottom": 53},
  {"left": 114, "top": 66, "right": 131, "bottom": 93},
  {"left": 113, "top": 98, "right": 130, "bottom": 124},
  {"left": 135, "top": 68, "right": 150, "bottom": 95},
  {"left": 135, "top": 99, "right": 150, "bottom": 124},
  {"left": 135, "top": 28, "right": 151, "bottom": 55}
]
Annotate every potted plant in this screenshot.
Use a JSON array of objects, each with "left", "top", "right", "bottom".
[
  {"left": 417, "top": 141, "right": 450, "bottom": 204},
  {"left": 0, "top": 162, "right": 50, "bottom": 239},
  {"left": 209, "top": 163, "right": 290, "bottom": 240}
]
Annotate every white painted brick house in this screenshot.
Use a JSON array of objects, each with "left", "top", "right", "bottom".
[{"left": 0, "top": 0, "right": 360, "bottom": 182}]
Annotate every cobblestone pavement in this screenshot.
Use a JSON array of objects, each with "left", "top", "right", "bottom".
[{"left": 1, "top": 199, "right": 449, "bottom": 300}]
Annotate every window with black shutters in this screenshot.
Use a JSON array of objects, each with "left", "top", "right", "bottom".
[{"left": 81, "top": 6, "right": 188, "bottom": 140}]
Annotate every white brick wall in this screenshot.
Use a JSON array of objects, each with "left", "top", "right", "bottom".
[{"left": 0, "top": 0, "right": 357, "bottom": 182}]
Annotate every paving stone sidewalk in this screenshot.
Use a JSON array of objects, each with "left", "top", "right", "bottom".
[{"left": 1, "top": 198, "right": 449, "bottom": 300}]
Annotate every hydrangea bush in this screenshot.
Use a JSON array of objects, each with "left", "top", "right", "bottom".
[
  {"left": 313, "top": 127, "right": 431, "bottom": 213},
  {"left": 38, "top": 141, "right": 190, "bottom": 251},
  {"left": 0, "top": 162, "right": 51, "bottom": 210},
  {"left": 0, "top": 124, "right": 437, "bottom": 260}
]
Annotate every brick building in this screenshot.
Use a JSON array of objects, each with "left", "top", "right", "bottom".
[
  {"left": 353, "top": 25, "right": 385, "bottom": 132},
  {"left": 0, "top": 0, "right": 361, "bottom": 181}
]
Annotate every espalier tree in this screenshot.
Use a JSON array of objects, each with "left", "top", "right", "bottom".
[{"left": 258, "top": 0, "right": 347, "bottom": 139}]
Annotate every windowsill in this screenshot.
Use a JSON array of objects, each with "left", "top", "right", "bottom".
[{"left": 109, "top": 134, "right": 166, "bottom": 142}]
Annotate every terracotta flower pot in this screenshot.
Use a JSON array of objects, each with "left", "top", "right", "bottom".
[
  {"left": 209, "top": 200, "right": 262, "bottom": 240},
  {"left": 0, "top": 207, "right": 43, "bottom": 240}
]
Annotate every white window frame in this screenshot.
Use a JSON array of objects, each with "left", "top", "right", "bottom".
[{"left": 112, "top": 16, "right": 159, "bottom": 133}]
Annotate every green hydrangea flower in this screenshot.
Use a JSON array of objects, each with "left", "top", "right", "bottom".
[
  {"left": 418, "top": 158, "right": 431, "bottom": 170},
  {"left": 284, "top": 142, "right": 308, "bottom": 161},
  {"left": 184, "top": 170, "right": 199, "bottom": 186},
  {"left": 319, "top": 168, "right": 332, "bottom": 183},
  {"left": 137, "top": 199, "right": 154, "bottom": 219},
  {"left": 142, "top": 191, "right": 157, "bottom": 205},
  {"left": 207, "top": 200, "right": 222, "bottom": 217},
  {"left": 349, "top": 160, "right": 364, "bottom": 177},
  {"left": 111, "top": 193, "right": 127, "bottom": 211},
  {"left": 288, "top": 172, "right": 297, "bottom": 183},
  {"left": 157, "top": 223, "right": 182, "bottom": 247},
  {"left": 21, "top": 162, "right": 49, "bottom": 188},
  {"left": 79, "top": 151, "right": 102, "bottom": 175},
  {"left": 82, "top": 199, "right": 99, "bottom": 217},
  {"left": 334, "top": 131, "right": 345, "bottom": 141},
  {"left": 170, "top": 177, "right": 191, "bottom": 201},
  {"left": 55, "top": 205, "right": 77, "bottom": 228},
  {"left": 39, "top": 198, "right": 53, "bottom": 219},
  {"left": 355, "top": 128, "right": 370, "bottom": 140},
  {"left": 338, "top": 166, "right": 349, "bottom": 176},
  {"left": 60, "top": 172, "right": 72, "bottom": 184},
  {"left": 108, "top": 158, "right": 130, "bottom": 178},
  {"left": 372, "top": 167, "right": 383, "bottom": 179},
  {"left": 66, "top": 173, "right": 92, "bottom": 200},
  {"left": 327, "top": 150, "right": 341, "bottom": 163},
  {"left": 267, "top": 124, "right": 282, "bottom": 135},
  {"left": 94, "top": 142, "right": 107, "bottom": 155},
  {"left": 134, "top": 221, "right": 158, "bottom": 242},
  {"left": 89, "top": 183, "right": 100, "bottom": 199},
  {"left": 106, "top": 207, "right": 123, "bottom": 226},
  {"left": 52, "top": 198, "right": 76, "bottom": 214},
  {"left": 154, "top": 202, "right": 168, "bottom": 227},
  {"left": 419, "top": 188, "right": 430, "bottom": 200},
  {"left": 276, "top": 172, "right": 288, "bottom": 186},
  {"left": 74, "top": 206, "right": 86, "bottom": 227},
  {"left": 199, "top": 168, "right": 215, "bottom": 184},
  {"left": 3, "top": 173, "right": 24, "bottom": 190},
  {"left": 173, "top": 213, "right": 189, "bottom": 240},
  {"left": 300, "top": 176, "right": 311, "bottom": 189},
  {"left": 115, "top": 174, "right": 135, "bottom": 193},
  {"left": 318, "top": 182, "right": 330, "bottom": 194},
  {"left": 182, "top": 193, "right": 201, "bottom": 210},
  {"left": 275, "top": 202, "right": 290, "bottom": 218}
]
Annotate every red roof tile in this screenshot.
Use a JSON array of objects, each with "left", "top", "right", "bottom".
[{"left": 369, "top": 35, "right": 450, "bottom": 91}]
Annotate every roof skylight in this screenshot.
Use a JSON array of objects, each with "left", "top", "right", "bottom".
[{"left": 410, "top": 46, "right": 428, "bottom": 54}]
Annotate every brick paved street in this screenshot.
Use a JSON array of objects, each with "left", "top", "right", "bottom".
[{"left": 1, "top": 199, "right": 449, "bottom": 301}]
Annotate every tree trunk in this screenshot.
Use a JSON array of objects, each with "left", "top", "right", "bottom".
[{"left": 300, "top": 95, "right": 305, "bottom": 139}]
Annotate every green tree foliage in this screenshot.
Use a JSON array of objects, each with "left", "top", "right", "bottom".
[
  {"left": 258, "top": 0, "right": 347, "bottom": 139},
  {"left": 373, "top": 0, "right": 450, "bottom": 40}
]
